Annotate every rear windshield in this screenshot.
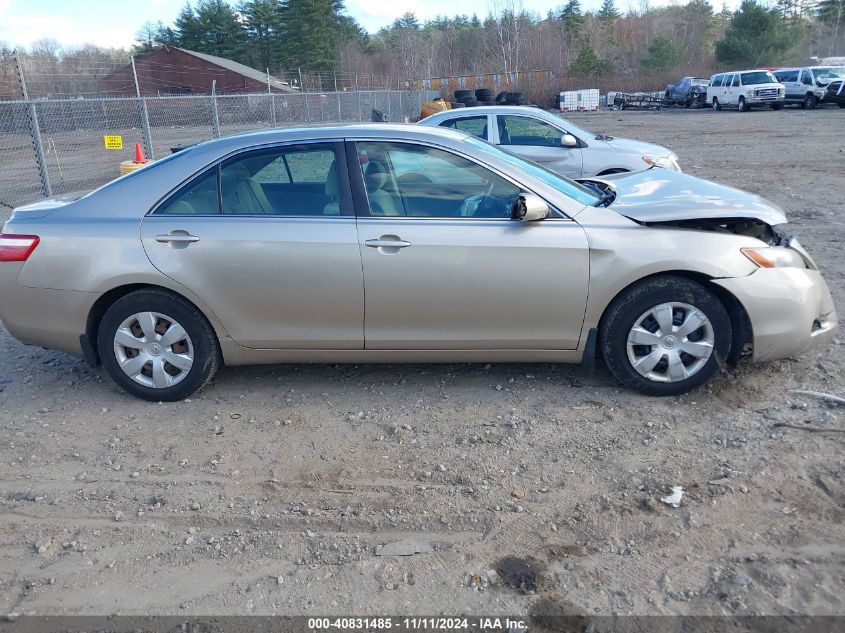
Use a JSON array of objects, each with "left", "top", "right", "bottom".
[
  {"left": 741, "top": 71, "right": 776, "bottom": 85},
  {"left": 691, "top": 78, "right": 708, "bottom": 86}
]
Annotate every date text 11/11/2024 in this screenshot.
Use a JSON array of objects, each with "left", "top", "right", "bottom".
[{"left": 307, "top": 617, "right": 528, "bottom": 630}]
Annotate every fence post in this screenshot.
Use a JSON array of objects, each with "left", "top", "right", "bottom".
[
  {"left": 15, "top": 51, "right": 51, "bottom": 198},
  {"left": 211, "top": 80, "right": 221, "bottom": 139},
  {"left": 131, "top": 57, "right": 155, "bottom": 159}
]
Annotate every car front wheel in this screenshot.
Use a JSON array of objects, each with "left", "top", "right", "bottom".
[
  {"left": 712, "top": 98, "right": 720, "bottom": 111},
  {"left": 599, "top": 276, "right": 732, "bottom": 396},
  {"left": 737, "top": 97, "right": 748, "bottom": 112},
  {"left": 98, "top": 289, "right": 221, "bottom": 401}
]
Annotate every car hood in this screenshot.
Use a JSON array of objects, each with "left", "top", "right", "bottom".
[
  {"left": 578, "top": 168, "right": 788, "bottom": 225},
  {"left": 599, "top": 136, "right": 673, "bottom": 159}
]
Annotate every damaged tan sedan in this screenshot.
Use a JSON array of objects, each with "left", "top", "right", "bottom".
[{"left": 0, "top": 125, "right": 836, "bottom": 401}]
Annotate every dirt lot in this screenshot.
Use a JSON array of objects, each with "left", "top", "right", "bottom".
[{"left": 0, "top": 108, "right": 843, "bottom": 620}]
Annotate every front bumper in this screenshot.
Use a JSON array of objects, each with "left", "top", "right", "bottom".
[
  {"left": 713, "top": 268, "right": 837, "bottom": 362},
  {"left": 746, "top": 95, "right": 785, "bottom": 105}
]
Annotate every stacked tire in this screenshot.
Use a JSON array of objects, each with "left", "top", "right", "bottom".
[
  {"left": 496, "top": 91, "right": 528, "bottom": 106},
  {"left": 452, "top": 88, "right": 508, "bottom": 107}
]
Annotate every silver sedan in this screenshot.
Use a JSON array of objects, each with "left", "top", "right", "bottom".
[
  {"left": 419, "top": 105, "right": 681, "bottom": 177},
  {"left": 0, "top": 124, "right": 835, "bottom": 401}
]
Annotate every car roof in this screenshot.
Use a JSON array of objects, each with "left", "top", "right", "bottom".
[{"left": 184, "top": 122, "right": 472, "bottom": 153}]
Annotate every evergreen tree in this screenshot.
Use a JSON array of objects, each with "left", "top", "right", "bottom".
[
  {"left": 568, "top": 44, "right": 611, "bottom": 75},
  {"left": 174, "top": 0, "right": 247, "bottom": 61},
  {"left": 559, "top": 0, "right": 585, "bottom": 45},
  {"left": 239, "top": 0, "right": 284, "bottom": 71},
  {"left": 279, "top": 0, "right": 363, "bottom": 70},
  {"left": 640, "top": 35, "right": 684, "bottom": 69},
  {"left": 715, "top": 0, "right": 801, "bottom": 66}
]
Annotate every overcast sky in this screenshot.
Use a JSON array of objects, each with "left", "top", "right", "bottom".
[{"left": 0, "top": 0, "right": 741, "bottom": 50}]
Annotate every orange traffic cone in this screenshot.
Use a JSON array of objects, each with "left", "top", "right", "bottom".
[{"left": 133, "top": 143, "right": 149, "bottom": 164}]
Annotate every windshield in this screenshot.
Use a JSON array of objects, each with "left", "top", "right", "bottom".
[
  {"left": 741, "top": 71, "right": 777, "bottom": 85},
  {"left": 814, "top": 67, "right": 844, "bottom": 79},
  {"left": 691, "top": 78, "right": 708, "bottom": 86},
  {"left": 462, "top": 136, "right": 599, "bottom": 207}
]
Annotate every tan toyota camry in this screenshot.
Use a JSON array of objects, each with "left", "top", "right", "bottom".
[{"left": 0, "top": 124, "right": 836, "bottom": 401}]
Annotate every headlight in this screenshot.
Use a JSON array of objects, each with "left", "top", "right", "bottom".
[
  {"left": 642, "top": 154, "right": 681, "bottom": 171},
  {"left": 741, "top": 247, "right": 807, "bottom": 269},
  {"left": 746, "top": 90, "right": 754, "bottom": 97}
]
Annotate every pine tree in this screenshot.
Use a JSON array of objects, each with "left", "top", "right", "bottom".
[
  {"left": 279, "top": 0, "right": 362, "bottom": 70},
  {"left": 568, "top": 44, "right": 611, "bottom": 75},
  {"left": 240, "top": 0, "right": 284, "bottom": 71},
  {"left": 715, "top": 0, "right": 801, "bottom": 66},
  {"left": 559, "top": 0, "right": 585, "bottom": 46},
  {"left": 640, "top": 36, "right": 684, "bottom": 70}
]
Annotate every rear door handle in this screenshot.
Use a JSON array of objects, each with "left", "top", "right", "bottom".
[
  {"left": 365, "top": 238, "right": 411, "bottom": 248},
  {"left": 156, "top": 233, "right": 200, "bottom": 243}
]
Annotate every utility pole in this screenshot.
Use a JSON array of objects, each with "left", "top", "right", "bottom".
[{"left": 131, "top": 56, "right": 154, "bottom": 160}]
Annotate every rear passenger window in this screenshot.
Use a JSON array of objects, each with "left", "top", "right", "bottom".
[
  {"left": 156, "top": 143, "right": 350, "bottom": 216},
  {"left": 439, "top": 116, "right": 488, "bottom": 140},
  {"left": 157, "top": 168, "right": 219, "bottom": 215}
]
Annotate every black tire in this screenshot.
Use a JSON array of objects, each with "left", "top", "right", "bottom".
[
  {"left": 475, "top": 88, "right": 495, "bottom": 101},
  {"left": 496, "top": 91, "right": 509, "bottom": 104},
  {"left": 462, "top": 100, "right": 482, "bottom": 107},
  {"left": 482, "top": 100, "right": 497, "bottom": 106},
  {"left": 454, "top": 89, "right": 474, "bottom": 100},
  {"left": 450, "top": 101, "right": 466, "bottom": 108},
  {"left": 737, "top": 97, "right": 748, "bottom": 112},
  {"left": 711, "top": 98, "right": 720, "bottom": 111},
  {"left": 457, "top": 96, "right": 476, "bottom": 104},
  {"left": 504, "top": 91, "right": 528, "bottom": 105},
  {"left": 803, "top": 93, "right": 818, "bottom": 109},
  {"left": 98, "top": 289, "right": 221, "bottom": 402},
  {"left": 599, "top": 276, "right": 732, "bottom": 397}
]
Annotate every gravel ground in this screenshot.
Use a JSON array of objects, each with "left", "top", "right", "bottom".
[{"left": 0, "top": 108, "right": 843, "bottom": 619}]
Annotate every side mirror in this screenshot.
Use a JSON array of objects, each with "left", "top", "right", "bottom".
[
  {"left": 511, "top": 193, "right": 550, "bottom": 222},
  {"left": 561, "top": 134, "right": 578, "bottom": 148}
]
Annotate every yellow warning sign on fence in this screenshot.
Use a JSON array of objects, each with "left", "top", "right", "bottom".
[{"left": 103, "top": 135, "right": 123, "bottom": 150}]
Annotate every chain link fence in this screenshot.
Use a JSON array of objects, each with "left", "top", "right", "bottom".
[{"left": 0, "top": 90, "right": 438, "bottom": 208}]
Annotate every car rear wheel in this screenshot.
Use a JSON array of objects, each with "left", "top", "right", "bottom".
[
  {"left": 599, "top": 276, "right": 732, "bottom": 396},
  {"left": 98, "top": 289, "right": 220, "bottom": 401},
  {"left": 803, "top": 94, "right": 818, "bottom": 109}
]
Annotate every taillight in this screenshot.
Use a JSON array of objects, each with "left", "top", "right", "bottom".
[{"left": 0, "top": 234, "right": 40, "bottom": 262}]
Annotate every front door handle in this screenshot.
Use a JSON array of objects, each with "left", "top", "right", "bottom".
[
  {"left": 365, "top": 238, "right": 411, "bottom": 249},
  {"left": 156, "top": 233, "right": 200, "bottom": 244}
]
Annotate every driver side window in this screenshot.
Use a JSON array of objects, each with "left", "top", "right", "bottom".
[
  {"left": 498, "top": 115, "right": 563, "bottom": 148},
  {"left": 356, "top": 141, "right": 521, "bottom": 219}
]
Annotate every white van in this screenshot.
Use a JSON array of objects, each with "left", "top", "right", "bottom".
[
  {"left": 706, "top": 70, "right": 785, "bottom": 111},
  {"left": 773, "top": 67, "right": 845, "bottom": 108}
]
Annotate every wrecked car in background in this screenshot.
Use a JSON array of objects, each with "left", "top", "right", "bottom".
[
  {"left": 664, "top": 77, "right": 709, "bottom": 107},
  {"left": 823, "top": 77, "right": 845, "bottom": 108},
  {"left": 0, "top": 124, "right": 836, "bottom": 401}
]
